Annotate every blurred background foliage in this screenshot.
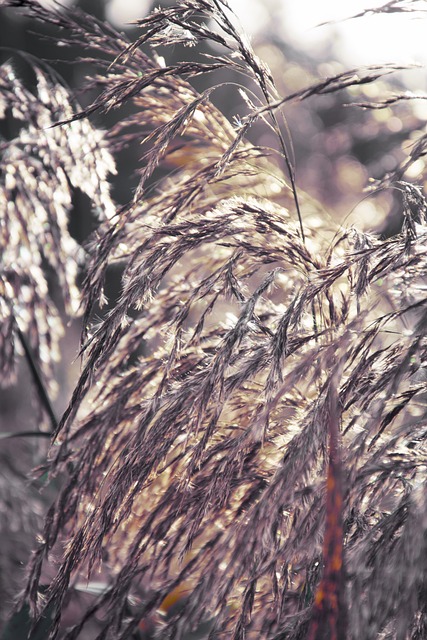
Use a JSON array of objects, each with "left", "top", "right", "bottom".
[{"left": 0, "top": 0, "right": 427, "bottom": 635}]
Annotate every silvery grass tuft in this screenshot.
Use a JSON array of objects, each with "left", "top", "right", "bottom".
[{"left": 0, "top": 1, "right": 426, "bottom": 638}]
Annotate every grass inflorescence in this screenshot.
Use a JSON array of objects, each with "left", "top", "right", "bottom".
[{"left": 0, "top": 1, "right": 426, "bottom": 638}]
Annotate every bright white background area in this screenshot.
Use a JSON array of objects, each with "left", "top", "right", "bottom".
[
  {"left": 38, "top": 0, "right": 427, "bottom": 61},
  {"left": 232, "top": 0, "right": 427, "bottom": 66},
  {"left": 103, "top": 0, "right": 427, "bottom": 84}
]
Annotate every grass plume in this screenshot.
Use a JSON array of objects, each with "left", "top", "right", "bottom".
[{"left": 0, "top": 1, "right": 426, "bottom": 638}]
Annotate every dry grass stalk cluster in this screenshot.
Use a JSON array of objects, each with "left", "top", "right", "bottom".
[{"left": 0, "top": 1, "right": 426, "bottom": 638}]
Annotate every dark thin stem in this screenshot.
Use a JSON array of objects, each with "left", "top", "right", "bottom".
[
  {"left": 261, "top": 99, "right": 306, "bottom": 242},
  {"left": 16, "top": 325, "right": 58, "bottom": 434},
  {"left": 0, "top": 430, "right": 51, "bottom": 440},
  {"left": 211, "top": 0, "right": 305, "bottom": 242},
  {"left": 267, "top": 107, "right": 305, "bottom": 243}
]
